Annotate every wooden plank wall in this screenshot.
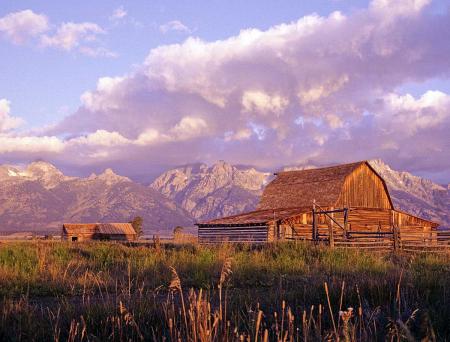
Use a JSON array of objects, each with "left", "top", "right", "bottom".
[
  {"left": 347, "top": 208, "right": 392, "bottom": 232},
  {"left": 278, "top": 208, "right": 433, "bottom": 240},
  {"left": 393, "top": 210, "right": 434, "bottom": 229},
  {"left": 62, "top": 233, "right": 95, "bottom": 241},
  {"left": 337, "top": 164, "right": 392, "bottom": 209},
  {"left": 198, "top": 225, "right": 268, "bottom": 243}
]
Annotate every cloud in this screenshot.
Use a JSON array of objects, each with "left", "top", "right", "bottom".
[
  {"left": 169, "top": 116, "right": 208, "bottom": 140},
  {"left": 0, "top": 9, "right": 114, "bottom": 57},
  {"left": 40, "top": 22, "right": 105, "bottom": 51},
  {"left": 159, "top": 20, "right": 191, "bottom": 34},
  {"left": 0, "top": 135, "right": 64, "bottom": 153},
  {"left": 0, "top": 99, "right": 24, "bottom": 132},
  {"left": 78, "top": 46, "right": 118, "bottom": 58},
  {"left": 2, "top": 0, "right": 450, "bottom": 181},
  {"left": 376, "top": 91, "right": 450, "bottom": 135},
  {"left": 110, "top": 6, "right": 127, "bottom": 21},
  {"left": 0, "top": 9, "right": 48, "bottom": 44},
  {"left": 242, "top": 91, "right": 289, "bottom": 116}
]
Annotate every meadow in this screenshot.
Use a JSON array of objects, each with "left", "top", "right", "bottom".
[{"left": 0, "top": 241, "right": 449, "bottom": 341}]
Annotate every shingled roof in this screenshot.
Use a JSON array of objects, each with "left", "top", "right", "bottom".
[
  {"left": 257, "top": 161, "right": 368, "bottom": 210},
  {"left": 63, "top": 223, "right": 136, "bottom": 235},
  {"left": 199, "top": 207, "right": 311, "bottom": 226}
]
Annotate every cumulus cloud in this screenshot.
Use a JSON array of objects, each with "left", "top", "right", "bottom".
[
  {"left": 377, "top": 91, "right": 450, "bottom": 135},
  {"left": 2, "top": 0, "right": 450, "bottom": 181},
  {"left": 0, "top": 99, "right": 24, "bottom": 132},
  {"left": 0, "top": 9, "right": 113, "bottom": 57},
  {"left": 159, "top": 20, "right": 192, "bottom": 34},
  {"left": 242, "top": 91, "right": 289, "bottom": 116},
  {"left": 0, "top": 135, "right": 64, "bottom": 153},
  {"left": 40, "top": 22, "right": 105, "bottom": 51},
  {"left": 0, "top": 9, "right": 48, "bottom": 44}
]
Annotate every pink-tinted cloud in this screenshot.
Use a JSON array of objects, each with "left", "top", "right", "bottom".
[
  {"left": 2, "top": 0, "right": 450, "bottom": 181},
  {"left": 0, "top": 9, "right": 48, "bottom": 44},
  {"left": 0, "top": 9, "right": 114, "bottom": 57}
]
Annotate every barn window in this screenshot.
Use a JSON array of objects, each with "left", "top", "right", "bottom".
[{"left": 72, "top": 236, "right": 78, "bottom": 242}]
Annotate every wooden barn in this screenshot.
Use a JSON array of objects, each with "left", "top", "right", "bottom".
[
  {"left": 197, "top": 161, "right": 439, "bottom": 247},
  {"left": 62, "top": 223, "right": 137, "bottom": 241}
]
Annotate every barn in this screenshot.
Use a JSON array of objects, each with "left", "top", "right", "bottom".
[
  {"left": 197, "top": 161, "right": 439, "bottom": 246},
  {"left": 62, "top": 223, "right": 137, "bottom": 241}
]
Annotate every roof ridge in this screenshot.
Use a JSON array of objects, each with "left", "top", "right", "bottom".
[{"left": 278, "top": 161, "right": 365, "bottom": 174}]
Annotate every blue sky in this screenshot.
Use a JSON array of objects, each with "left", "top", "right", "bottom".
[{"left": 0, "top": 0, "right": 449, "bottom": 182}]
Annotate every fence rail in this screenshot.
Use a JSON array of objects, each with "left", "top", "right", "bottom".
[{"left": 289, "top": 227, "right": 450, "bottom": 252}]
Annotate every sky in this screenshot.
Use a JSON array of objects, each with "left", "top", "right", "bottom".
[{"left": 0, "top": 0, "right": 449, "bottom": 183}]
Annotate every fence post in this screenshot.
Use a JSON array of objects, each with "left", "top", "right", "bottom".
[
  {"left": 391, "top": 210, "right": 399, "bottom": 252},
  {"left": 328, "top": 207, "right": 335, "bottom": 248},
  {"left": 393, "top": 225, "right": 399, "bottom": 252},
  {"left": 343, "top": 208, "right": 348, "bottom": 239},
  {"left": 312, "top": 200, "right": 317, "bottom": 244}
]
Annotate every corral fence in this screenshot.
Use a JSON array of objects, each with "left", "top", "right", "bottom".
[
  {"left": 289, "top": 227, "right": 450, "bottom": 252},
  {"left": 287, "top": 204, "right": 450, "bottom": 253}
]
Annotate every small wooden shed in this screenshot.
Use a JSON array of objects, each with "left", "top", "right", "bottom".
[
  {"left": 62, "top": 223, "right": 137, "bottom": 241},
  {"left": 197, "top": 161, "right": 439, "bottom": 244}
]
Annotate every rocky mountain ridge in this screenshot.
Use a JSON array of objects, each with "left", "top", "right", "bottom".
[
  {"left": 150, "top": 161, "right": 271, "bottom": 220},
  {"left": 0, "top": 162, "right": 193, "bottom": 233},
  {"left": 368, "top": 159, "right": 449, "bottom": 228}
]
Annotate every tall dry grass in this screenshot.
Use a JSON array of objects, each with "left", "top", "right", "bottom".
[{"left": 0, "top": 241, "right": 448, "bottom": 340}]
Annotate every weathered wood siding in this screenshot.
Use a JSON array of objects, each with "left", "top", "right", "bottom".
[
  {"left": 393, "top": 210, "right": 435, "bottom": 229},
  {"left": 62, "top": 231, "right": 136, "bottom": 241},
  {"left": 337, "top": 164, "right": 392, "bottom": 209},
  {"left": 347, "top": 208, "right": 392, "bottom": 232},
  {"left": 62, "top": 233, "right": 95, "bottom": 241},
  {"left": 198, "top": 225, "right": 269, "bottom": 243},
  {"left": 276, "top": 208, "right": 435, "bottom": 241}
]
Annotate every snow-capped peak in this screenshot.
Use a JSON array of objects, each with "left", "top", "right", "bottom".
[
  {"left": 0, "top": 161, "right": 75, "bottom": 189},
  {"left": 25, "top": 161, "right": 64, "bottom": 177},
  {"left": 96, "top": 168, "right": 131, "bottom": 185}
]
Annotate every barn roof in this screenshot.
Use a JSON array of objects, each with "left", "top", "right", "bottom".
[
  {"left": 97, "top": 223, "right": 136, "bottom": 235},
  {"left": 257, "top": 161, "right": 387, "bottom": 210},
  {"left": 63, "top": 223, "right": 136, "bottom": 235},
  {"left": 199, "top": 207, "right": 310, "bottom": 226},
  {"left": 62, "top": 223, "right": 97, "bottom": 234}
]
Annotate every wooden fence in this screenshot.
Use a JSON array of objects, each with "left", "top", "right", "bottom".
[
  {"left": 289, "top": 226, "right": 450, "bottom": 252},
  {"left": 287, "top": 204, "right": 450, "bottom": 252}
]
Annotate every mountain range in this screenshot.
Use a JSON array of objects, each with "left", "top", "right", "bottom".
[
  {"left": 0, "top": 161, "right": 193, "bottom": 234},
  {"left": 0, "top": 159, "right": 448, "bottom": 234}
]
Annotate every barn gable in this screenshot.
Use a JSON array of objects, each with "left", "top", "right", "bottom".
[
  {"left": 337, "top": 162, "right": 393, "bottom": 209},
  {"left": 257, "top": 161, "right": 393, "bottom": 210}
]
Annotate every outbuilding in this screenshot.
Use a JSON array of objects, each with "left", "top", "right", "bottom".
[{"left": 62, "top": 223, "right": 137, "bottom": 241}]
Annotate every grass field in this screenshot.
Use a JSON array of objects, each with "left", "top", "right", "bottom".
[{"left": 0, "top": 241, "right": 449, "bottom": 341}]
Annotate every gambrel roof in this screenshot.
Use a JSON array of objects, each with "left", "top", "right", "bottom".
[{"left": 257, "top": 161, "right": 393, "bottom": 210}]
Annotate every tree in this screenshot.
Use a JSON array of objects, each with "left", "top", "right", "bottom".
[
  {"left": 130, "top": 216, "right": 143, "bottom": 238},
  {"left": 173, "top": 226, "right": 184, "bottom": 241},
  {"left": 173, "top": 226, "right": 184, "bottom": 236}
]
